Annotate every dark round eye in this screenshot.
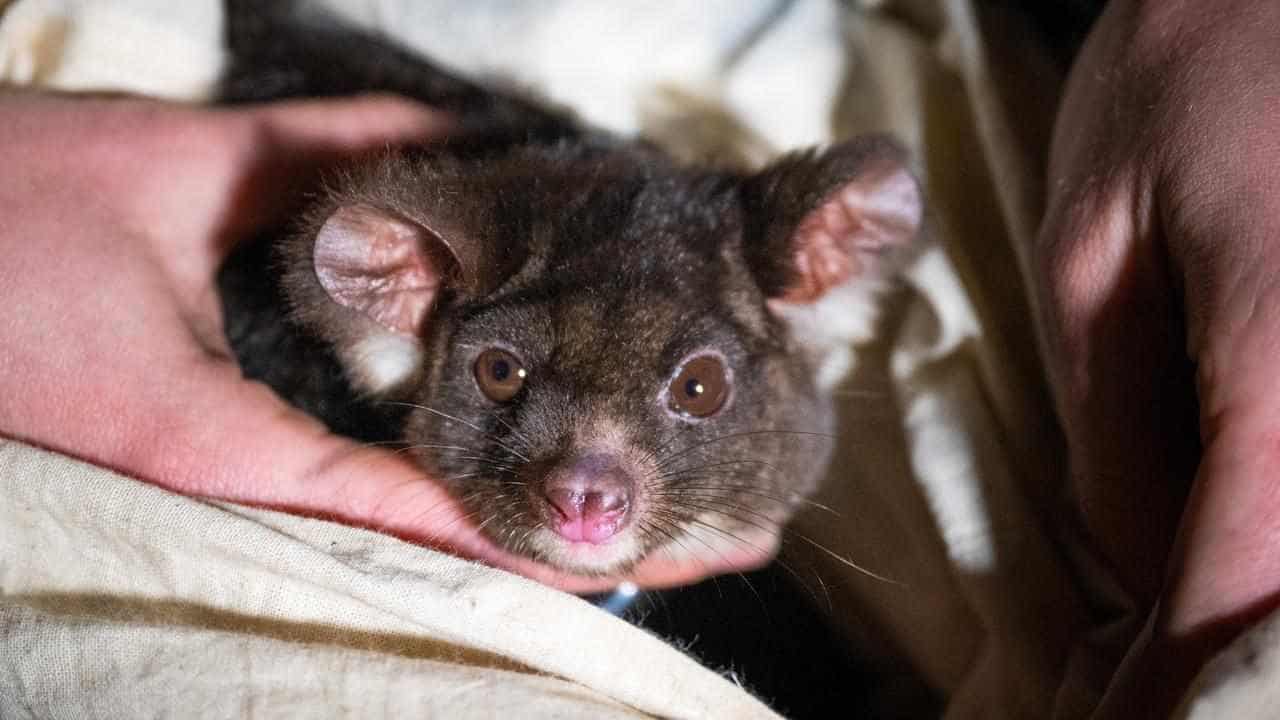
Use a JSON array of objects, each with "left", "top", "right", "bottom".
[
  {"left": 669, "top": 355, "right": 729, "bottom": 418},
  {"left": 474, "top": 349, "right": 527, "bottom": 402}
]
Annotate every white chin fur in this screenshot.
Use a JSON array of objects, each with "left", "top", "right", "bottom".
[
  {"left": 345, "top": 332, "right": 423, "bottom": 394},
  {"left": 526, "top": 528, "right": 645, "bottom": 575}
]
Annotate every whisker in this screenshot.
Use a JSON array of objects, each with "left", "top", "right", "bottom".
[
  {"left": 393, "top": 484, "right": 488, "bottom": 530},
  {"left": 678, "top": 516, "right": 828, "bottom": 606},
  {"left": 831, "top": 388, "right": 887, "bottom": 399},
  {"left": 356, "top": 439, "right": 412, "bottom": 448},
  {"left": 785, "top": 531, "right": 905, "bottom": 587},
  {"left": 645, "top": 423, "right": 697, "bottom": 464},
  {"left": 655, "top": 458, "right": 783, "bottom": 479},
  {"left": 382, "top": 401, "right": 531, "bottom": 462},
  {"left": 655, "top": 429, "right": 834, "bottom": 470},
  {"left": 417, "top": 505, "right": 487, "bottom": 546},
  {"left": 669, "top": 494, "right": 900, "bottom": 587},
  {"left": 655, "top": 481, "right": 843, "bottom": 519},
  {"left": 666, "top": 497, "right": 781, "bottom": 537},
  {"left": 391, "top": 443, "right": 476, "bottom": 455},
  {"left": 658, "top": 516, "right": 767, "bottom": 614},
  {"left": 641, "top": 516, "right": 722, "bottom": 601},
  {"left": 484, "top": 408, "right": 535, "bottom": 454},
  {"left": 474, "top": 512, "right": 501, "bottom": 534}
]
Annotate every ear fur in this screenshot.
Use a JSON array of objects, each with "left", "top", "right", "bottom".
[
  {"left": 741, "top": 135, "right": 924, "bottom": 389},
  {"left": 741, "top": 135, "right": 923, "bottom": 304},
  {"left": 280, "top": 154, "right": 525, "bottom": 396}
]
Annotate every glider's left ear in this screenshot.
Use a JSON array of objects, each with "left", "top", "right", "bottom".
[{"left": 740, "top": 135, "right": 923, "bottom": 305}]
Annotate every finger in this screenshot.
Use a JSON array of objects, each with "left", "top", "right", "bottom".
[
  {"left": 1090, "top": 149, "right": 1280, "bottom": 720},
  {"left": 1028, "top": 0, "right": 1203, "bottom": 609},
  {"left": 1112, "top": 304, "right": 1280, "bottom": 715},
  {"left": 1086, "top": 23, "right": 1280, "bottom": 713},
  {"left": 1033, "top": 165, "right": 1199, "bottom": 607},
  {"left": 208, "top": 94, "right": 456, "bottom": 247},
  {"left": 1150, "top": 130, "right": 1280, "bottom": 648},
  {"left": 239, "top": 93, "right": 455, "bottom": 154}
]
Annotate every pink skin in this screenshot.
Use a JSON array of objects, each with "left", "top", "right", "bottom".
[
  {"left": 1036, "top": 0, "right": 1280, "bottom": 715},
  {"left": 547, "top": 495, "right": 628, "bottom": 544},
  {"left": 542, "top": 454, "right": 634, "bottom": 544},
  {"left": 0, "top": 92, "right": 773, "bottom": 594}
]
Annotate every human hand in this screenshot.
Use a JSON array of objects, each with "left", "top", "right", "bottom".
[
  {"left": 1034, "top": 0, "right": 1280, "bottom": 715},
  {"left": 0, "top": 92, "right": 768, "bottom": 592}
]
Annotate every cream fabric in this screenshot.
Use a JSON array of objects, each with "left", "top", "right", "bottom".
[
  {"left": 2, "top": 0, "right": 1277, "bottom": 717},
  {"left": 0, "top": 440, "right": 776, "bottom": 719},
  {"left": 0, "top": 0, "right": 222, "bottom": 97}
]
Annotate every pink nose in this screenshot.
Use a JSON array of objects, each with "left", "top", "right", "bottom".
[{"left": 543, "top": 455, "right": 633, "bottom": 544}]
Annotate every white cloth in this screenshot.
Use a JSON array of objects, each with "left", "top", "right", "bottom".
[{"left": 0, "top": 440, "right": 776, "bottom": 719}]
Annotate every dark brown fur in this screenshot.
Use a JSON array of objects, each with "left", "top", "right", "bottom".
[{"left": 217, "top": 1, "right": 920, "bottom": 574}]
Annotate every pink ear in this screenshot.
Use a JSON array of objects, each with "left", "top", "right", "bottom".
[
  {"left": 782, "top": 159, "right": 921, "bottom": 303},
  {"left": 312, "top": 205, "right": 445, "bottom": 335}
]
